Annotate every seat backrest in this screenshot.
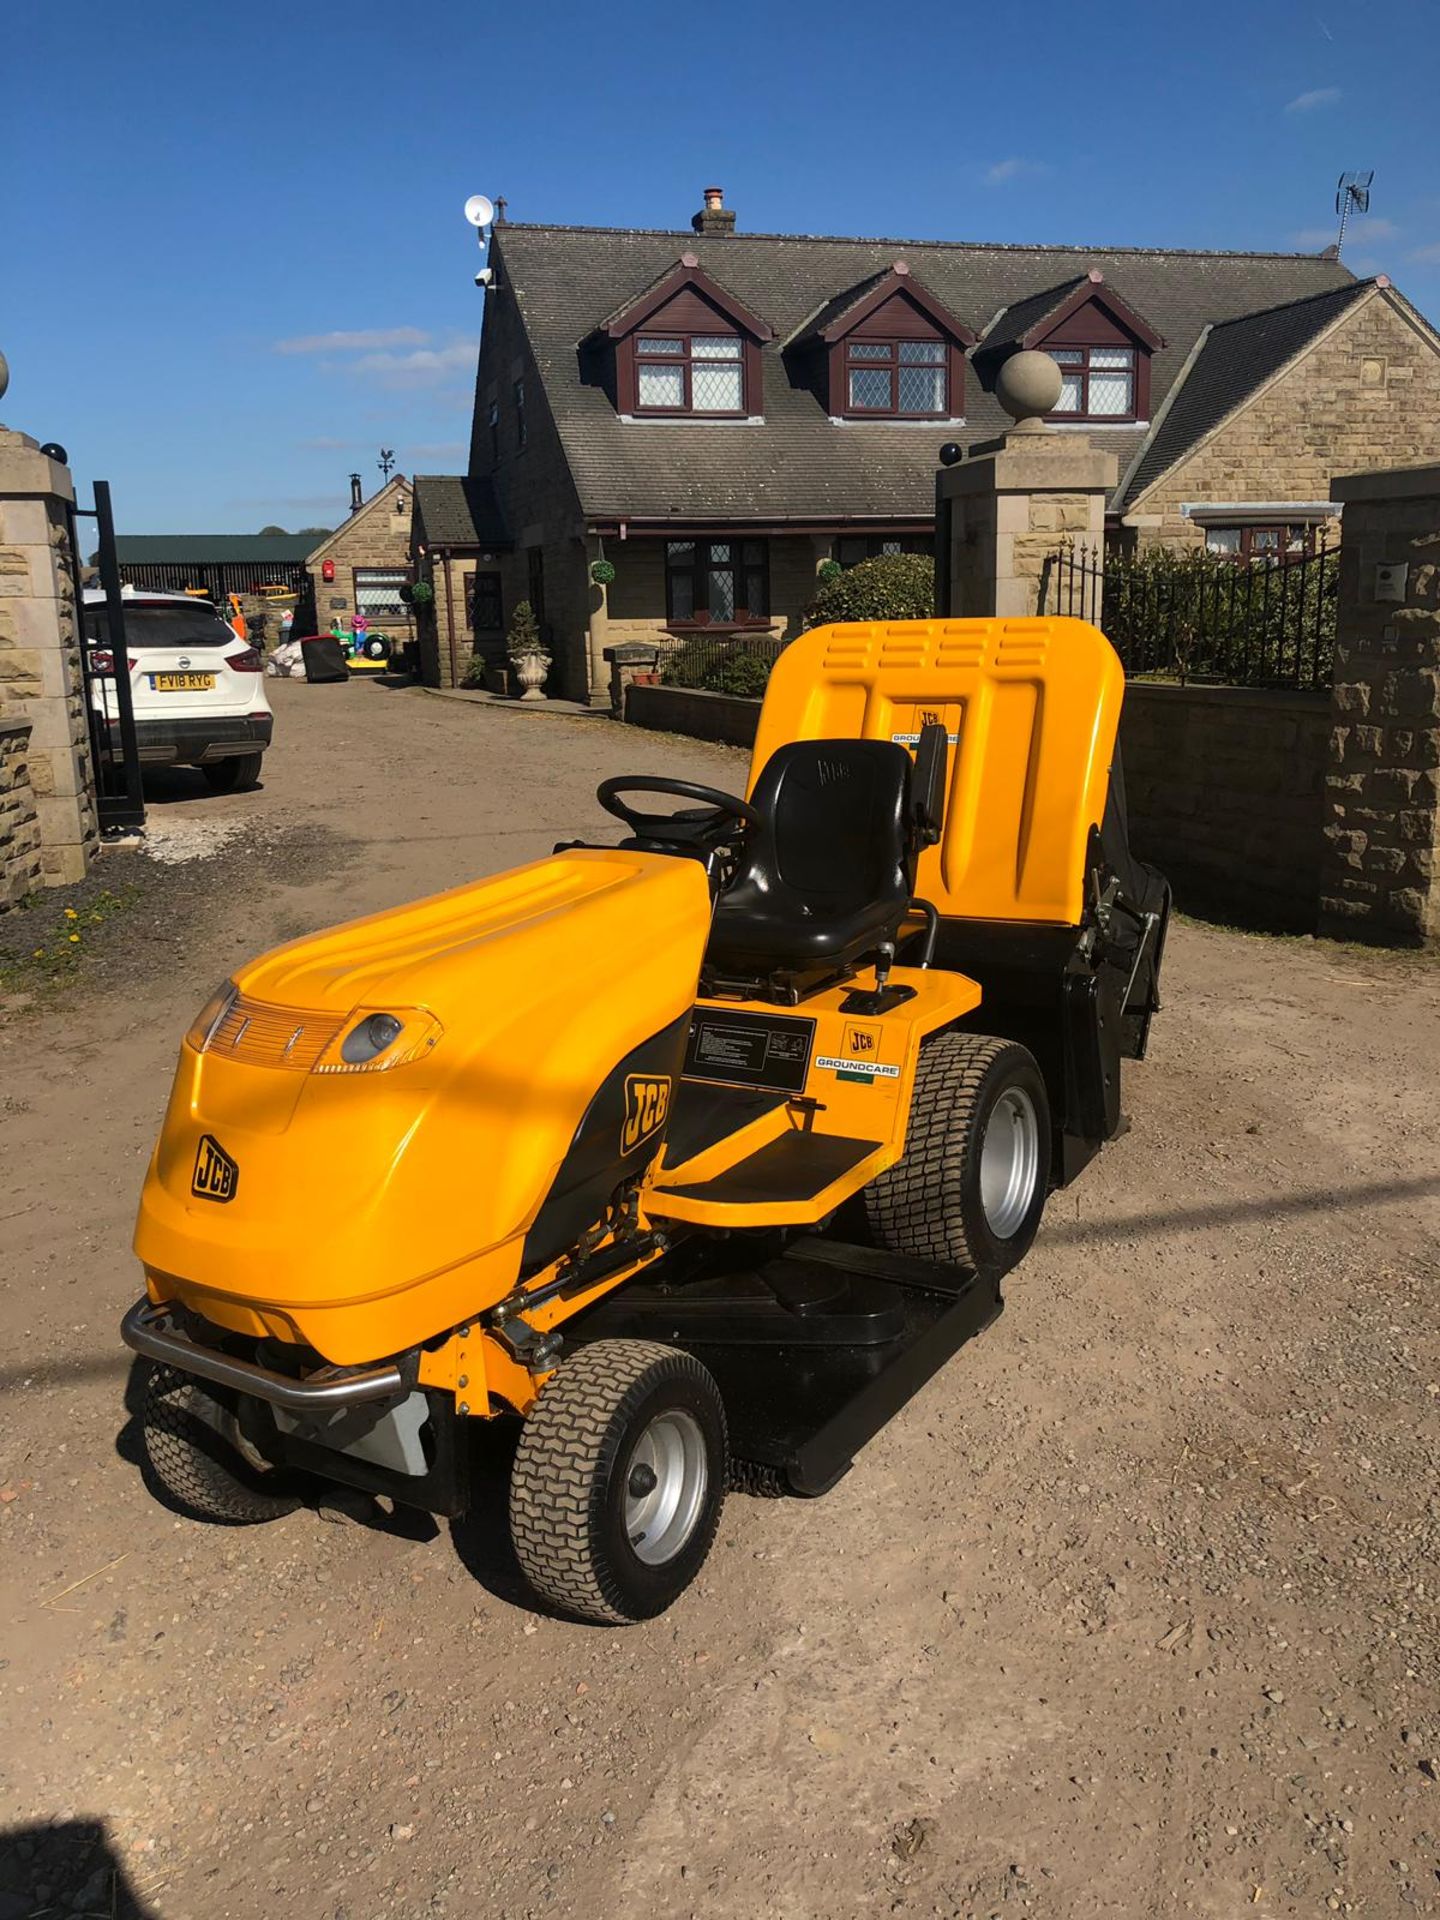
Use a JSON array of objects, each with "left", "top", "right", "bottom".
[
  {"left": 745, "top": 739, "right": 914, "bottom": 910},
  {"left": 749, "top": 617, "right": 1124, "bottom": 927}
]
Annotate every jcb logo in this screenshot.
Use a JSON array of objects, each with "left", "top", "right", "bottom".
[
  {"left": 621, "top": 1076, "right": 671, "bottom": 1155},
  {"left": 845, "top": 1023, "right": 879, "bottom": 1056},
  {"left": 192, "top": 1134, "right": 239, "bottom": 1204}
]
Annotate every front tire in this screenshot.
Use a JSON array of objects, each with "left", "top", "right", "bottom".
[
  {"left": 864, "top": 1032, "right": 1049, "bottom": 1280},
  {"left": 202, "top": 752, "right": 263, "bottom": 792},
  {"left": 509, "top": 1340, "right": 727, "bottom": 1624},
  {"left": 140, "top": 1365, "right": 300, "bottom": 1525}
]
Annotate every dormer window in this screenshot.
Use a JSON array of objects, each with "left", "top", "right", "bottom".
[
  {"left": 845, "top": 338, "right": 949, "bottom": 416},
  {"left": 977, "top": 270, "right": 1163, "bottom": 425},
  {"left": 636, "top": 333, "right": 744, "bottom": 414},
  {"left": 594, "top": 253, "right": 774, "bottom": 421},
  {"left": 787, "top": 263, "right": 976, "bottom": 422},
  {"left": 1051, "top": 345, "right": 1137, "bottom": 419}
]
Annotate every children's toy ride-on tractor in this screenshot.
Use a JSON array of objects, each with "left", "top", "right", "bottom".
[{"left": 122, "top": 615, "right": 1168, "bottom": 1624}]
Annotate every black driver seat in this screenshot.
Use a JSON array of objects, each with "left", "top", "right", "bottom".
[{"left": 706, "top": 739, "right": 917, "bottom": 979}]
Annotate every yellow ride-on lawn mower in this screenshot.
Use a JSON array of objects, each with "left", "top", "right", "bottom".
[{"left": 122, "top": 615, "right": 1168, "bottom": 1624}]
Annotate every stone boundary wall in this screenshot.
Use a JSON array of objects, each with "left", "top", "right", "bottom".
[
  {"left": 625, "top": 682, "right": 761, "bottom": 746},
  {"left": 0, "top": 715, "right": 41, "bottom": 908},
  {"left": 1120, "top": 685, "right": 1330, "bottom": 929}
]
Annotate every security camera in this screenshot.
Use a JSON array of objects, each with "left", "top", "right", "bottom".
[{"left": 474, "top": 267, "right": 494, "bottom": 288}]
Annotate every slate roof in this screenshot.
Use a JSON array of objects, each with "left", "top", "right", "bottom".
[
  {"left": 492, "top": 223, "right": 1356, "bottom": 521},
  {"left": 112, "top": 533, "right": 321, "bottom": 562},
  {"left": 976, "top": 277, "right": 1092, "bottom": 356},
  {"left": 412, "top": 475, "right": 510, "bottom": 548},
  {"left": 1121, "top": 279, "right": 1375, "bottom": 504}
]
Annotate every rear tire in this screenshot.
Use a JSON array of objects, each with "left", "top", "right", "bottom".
[
  {"left": 202, "top": 752, "right": 263, "bottom": 792},
  {"left": 140, "top": 1364, "right": 300, "bottom": 1525},
  {"left": 510, "top": 1340, "right": 727, "bottom": 1624},
  {"left": 864, "top": 1032, "right": 1049, "bottom": 1280}
]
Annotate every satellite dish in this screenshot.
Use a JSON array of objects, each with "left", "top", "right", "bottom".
[{"left": 463, "top": 194, "right": 495, "bottom": 229}]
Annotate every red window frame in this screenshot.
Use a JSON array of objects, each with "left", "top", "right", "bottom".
[
  {"left": 664, "top": 539, "right": 769, "bottom": 627},
  {"left": 634, "top": 333, "right": 747, "bottom": 417},
  {"left": 841, "top": 338, "right": 950, "bottom": 418},
  {"left": 1203, "top": 523, "right": 1318, "bottom": 562},
  {"left": 1047, "top": 345, "right": 1139, "bottom": 422}
]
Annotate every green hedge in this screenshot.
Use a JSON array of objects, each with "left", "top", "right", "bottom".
[{"left": 803, "top": 553, "right": 934, "bottom": 629}]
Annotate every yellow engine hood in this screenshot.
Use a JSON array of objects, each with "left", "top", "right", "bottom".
[{"left": 135, "top": 847, "right": 712, "bottom": 1361}]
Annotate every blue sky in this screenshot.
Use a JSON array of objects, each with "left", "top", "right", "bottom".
[{"left": 5, "top": 0, "right": 1437, "bottom": 532}]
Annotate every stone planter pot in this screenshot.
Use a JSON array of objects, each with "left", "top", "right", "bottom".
[{"left": 511, "top": 651, "right": 551, "bottom": 701}]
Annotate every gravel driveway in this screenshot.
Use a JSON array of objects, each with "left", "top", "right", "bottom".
[{"left": 1, "top": 677, "right": 1437, "bottom": 1920}]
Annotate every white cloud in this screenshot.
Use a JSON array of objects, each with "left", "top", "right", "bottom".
[
  {"left": 275, "top": 327, "right": 430, "bottom": 356},
  {"left": 350, "top": 342, "right": 475, "bottom": 389},
  {"left": 296, "top": 435, "right": 353, "bottom": 450},
  {"left": 1407, "top": 241, "right": 1440, "bottom": 265},
  {"left": 983, "top": 157, "right": 1047, "bottom": 186},
  {"left": 406, "top": 440, "right": 467, "bottom": 458},
  {"left": 1285, "top": 86, "right": 1341, "bottom": 112}
]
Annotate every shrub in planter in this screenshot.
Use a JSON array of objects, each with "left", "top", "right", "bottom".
[{"left": 803, "top": 552, "right": 933, "bottom": 629}]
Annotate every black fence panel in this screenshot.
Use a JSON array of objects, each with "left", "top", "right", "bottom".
[
  {"left": 656, "top": 630, "right": 789, "bottom": 698},
  {"left": 1039, "top": 537, "right": 1338, "bottom": 691}
]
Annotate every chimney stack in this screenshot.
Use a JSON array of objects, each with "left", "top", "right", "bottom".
[
  {"left": 349, "top": 473, "right": 363, "bottom": 515},
  {"left": 692, "top": 185, "right": 735, "bottom": 236}
]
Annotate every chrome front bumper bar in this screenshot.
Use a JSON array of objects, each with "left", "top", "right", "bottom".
[{"left": 121, "top": 1299, "right": 406, "bottom": 1413}]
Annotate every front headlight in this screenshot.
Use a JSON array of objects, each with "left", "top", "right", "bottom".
[
  {"left": 312, "top": 1008, "right": 443, "bottom": 1075},
  {"left": 184, "top": 980, "right": 239, "bottom": 1053}
]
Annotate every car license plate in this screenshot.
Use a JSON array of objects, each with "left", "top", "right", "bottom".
[{"left": 152, "top": 672, "right": 215, "bottom": 692}]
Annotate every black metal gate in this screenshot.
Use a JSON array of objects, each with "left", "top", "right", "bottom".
[{"left": 66, "top": 479, "right": 145, "bottom": 832}]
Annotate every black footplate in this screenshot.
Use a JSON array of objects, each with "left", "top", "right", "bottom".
[{"left": 569, "top": 1237, "right": 1001, "bottom": 1498}]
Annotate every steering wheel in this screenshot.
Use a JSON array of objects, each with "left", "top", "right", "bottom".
[{"left": 596, "top": 776, "right": 760, "bottom": 851}]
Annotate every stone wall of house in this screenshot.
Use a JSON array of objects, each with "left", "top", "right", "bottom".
[
  {"left": 0, "top": 716, "right": 41, "bottom": 907},
  {"left": 1320, "top": 464, "right": 1440, "bottom": 943},
  {"left": 305, "top": 479, "right": 413, "bottom": 645},
  {"left": 1120, "top": 684, "right": 1331, "bottom": 928},
  {"left": 1133, "top": 293, "right": 1440, "bottom": 549},
  {"left": 0, "top": 431, "right": 96, "bottom": 886},
  {"left": 590, "top": 534, "right": 827, "bottom": 687}
]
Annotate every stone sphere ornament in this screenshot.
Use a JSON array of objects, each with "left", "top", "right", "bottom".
[
  {"left": 995, "top": 350, "right": 1063, "bottom": 429},
  {"left": 0, "top": 349, "right": 8, "bottom": 403}
]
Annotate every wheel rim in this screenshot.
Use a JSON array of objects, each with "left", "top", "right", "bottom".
[
  {"left": 978, "top": 1085, "right": 1041, "bottom": 1239},
  {"left": 623, "top": 1409, "right": 709, "bottom": 1566}
]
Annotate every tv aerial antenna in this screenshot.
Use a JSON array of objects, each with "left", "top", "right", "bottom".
[{"left": 1334, "top": 170, "right": 1374, "bottom": 258}]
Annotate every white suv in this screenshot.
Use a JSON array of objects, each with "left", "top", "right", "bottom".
[{"left": 82, "top": 587, "right": 274, "bottom": 792}]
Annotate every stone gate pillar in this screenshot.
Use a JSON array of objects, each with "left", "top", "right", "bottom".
[
  {"left": 1320, "top": 465, "right": 1440, "bottom": 944},
  {"left": 936, "top": 351, "right": 1117, "bottom": 620},
  {"left": 0, "top": 424, "right": 96, "bottom": 884}
]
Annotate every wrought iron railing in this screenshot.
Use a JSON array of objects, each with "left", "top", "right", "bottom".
[
  {"left": 657, "top": 629, "right": 789, "bottom": 698},
  {"left": 1039, "top": 537, "right": 1339, "bottom": 690}
]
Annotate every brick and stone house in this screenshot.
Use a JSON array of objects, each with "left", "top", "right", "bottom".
[
  {"left": 420, "top": 188, "right": 1440, "bottom": 700},
  {"left": 303, "top": 474, "right": 414, "bottom": 645}
]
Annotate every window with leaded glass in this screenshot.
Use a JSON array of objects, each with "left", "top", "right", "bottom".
[
  {"left": 843, "top": 338, "right": 948, "bottom": 416},
  {"left": 1048, "top": 345, "right": 1137, "bottom": 419},
  {"left": 665, "top": 539, "right": 768, "bottom": 624},
  {"left": 1203, "top": 523, "right": 1318, "bottom": 561},
  {"left": 835, "top": 535, "right": 932, "bottom": 567},
  {"left": 635, "top": 334, "right": 746, "bottom": 414},
  {"left": 354, "top": 568, "right": 409, "bottom": 617}
]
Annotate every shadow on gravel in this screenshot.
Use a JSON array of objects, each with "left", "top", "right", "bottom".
[
  {"left": 0, "top": 1818, "right": 160, "bottom": 1918},
  {"left": 448, "top": 1417, "right": 550, "bottom": 1614},
  {"left": 1045, "top": 1172, "right": 1440, "bottom": 1246}
]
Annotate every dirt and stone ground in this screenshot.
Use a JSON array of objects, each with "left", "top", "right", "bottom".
[{"left": 1, "top": 677, "right": 1437, "bottom": 1920}]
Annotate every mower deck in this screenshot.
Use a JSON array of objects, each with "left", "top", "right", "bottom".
[{"left": 569, "top": 1236, "right": 1002, "bottom": 1496}]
